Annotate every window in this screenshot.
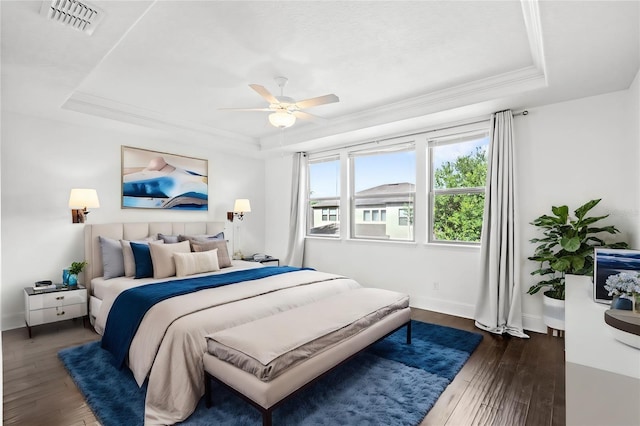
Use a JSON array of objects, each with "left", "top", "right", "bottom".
[
  {"left": 322, "top": 208, "right": 338, "bottom": 221},
  {"left": 351, "top": 145, "right": 416, "bottom": 240},
  {"left": 362, "top": 209, "right": 386, "bottom": 222},
  {"left": 429, "top": 134, "right": 489, "bottom": 243},
  {"left": 399, "top": 208, "right": 409, "bottom": 226},
  {"left": 308, "top": 156, "right": 340, "bottom": 236},
  {"left": 305, "top": 121, "right": 488, "bottom": 244}
]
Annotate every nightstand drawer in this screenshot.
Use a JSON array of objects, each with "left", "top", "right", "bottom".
[
  {"left": 28, "top": 289, "right": 87, "bottom": 310},
  {"left": 25, "top": 303, "right": 88, "bottom": 327}
]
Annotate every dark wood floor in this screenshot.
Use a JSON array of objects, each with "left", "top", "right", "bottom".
[
  {"left": 2, "top": 309, "right": 565, "bottom": 425},
  {"left": 412, "top": 309, "right": 565, "bottom": 426}
]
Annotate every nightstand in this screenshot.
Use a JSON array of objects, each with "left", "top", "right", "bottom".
[
  {"left": 24, "top": 285, "right": 88, "bottom": 338},
  {"left": 243, "top": 256, "right": 280, "bottom": 266}
]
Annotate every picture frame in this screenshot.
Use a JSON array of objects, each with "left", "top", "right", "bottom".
[
  {"left": 121, "top": 146, "right": 208, "bottom": 210},
  {"left": 593, "top": 248, "right": 640, "bottom": 304}
]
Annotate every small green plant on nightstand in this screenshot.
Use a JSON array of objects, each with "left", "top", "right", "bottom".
[
  {"left": 67, "top": 261, "right": 87, "bottom": 286},
  {"left": 69, "top": 261, "right": 87, "bottom": 275}
]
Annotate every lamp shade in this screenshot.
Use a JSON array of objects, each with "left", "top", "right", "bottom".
[
  {"left": 69, "top": 188, "right": 100, "bottom": 208},
  {"left": 268, "top": 111, "right": 296, "bottom": 129},
  {"left": 233, "top": 199, "right": 251, "bottom": 213}
]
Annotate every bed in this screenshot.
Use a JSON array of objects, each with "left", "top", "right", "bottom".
[{"left": 84, "top": 222, "right": 411, "bottom": 425}]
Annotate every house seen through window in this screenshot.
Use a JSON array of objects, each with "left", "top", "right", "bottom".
[{"left": 351, "top": 145, "right": 416, "bottom": 240}]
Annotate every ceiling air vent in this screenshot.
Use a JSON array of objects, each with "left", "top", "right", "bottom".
[{"left": 40, "top": 0, "right": 104, "bottom": 35}]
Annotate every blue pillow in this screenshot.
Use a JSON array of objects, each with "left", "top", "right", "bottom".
[
  {"left": 99, "top": 236, "right": 125, "bottom": 279},
  {"left": 130, "top": 242, "right": 154, "bottom": 279}
]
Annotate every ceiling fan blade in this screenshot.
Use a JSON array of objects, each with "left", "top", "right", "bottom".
[
  {"left": 249, "top": 84, "right": 279, "bottom": 104},
  {"left": 293, "top": 110, "right": 328, "bottom": 123},
  {"left": 295, "top": 94, "right": 339, "bottom": 109},
  {"left": 219, "top": 107, "right": 272, "bottom": 112}
]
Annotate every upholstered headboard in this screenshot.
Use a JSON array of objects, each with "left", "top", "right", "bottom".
[{"left": 83, "top": 221, "right": 227, "bottom": 288}]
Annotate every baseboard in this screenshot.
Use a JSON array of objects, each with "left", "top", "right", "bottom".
[
  {"left": 2, "top": 312, "right": 26, "bottom": 331},
  {"left": 410, "top": 296, "right": 475, "bottom": 320},
  {"left": 411, "top": 297, "right": 548, "bottom": 335},
  {"left": 522, "top": 313, "right": 546, "bottom": 334}
]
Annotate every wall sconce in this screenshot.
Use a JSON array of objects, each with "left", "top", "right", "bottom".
[
  {"left": 227, "top": 198, "right": 251, "bottom": 222},
  {"left": 69, "top": 188, "right": 100, "bottom": 223}
]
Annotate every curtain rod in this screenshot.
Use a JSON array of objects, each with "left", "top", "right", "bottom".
[{"left": 309, "top": 109, "right": 529, "bottom": 156}]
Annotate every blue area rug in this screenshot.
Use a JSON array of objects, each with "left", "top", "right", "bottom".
[{"left": 58, "top": 321, "right": 482, "bottom": 425}]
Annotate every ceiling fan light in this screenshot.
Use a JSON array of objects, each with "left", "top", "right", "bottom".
[{"left": 268, "top": 111, "right": 296, "bottom": 128}]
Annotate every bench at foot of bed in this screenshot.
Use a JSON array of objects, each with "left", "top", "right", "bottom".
[{"left": 204, "top": 308, "right": 411, "bottom": 426}]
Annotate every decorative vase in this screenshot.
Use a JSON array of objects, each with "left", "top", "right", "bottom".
[
  {"left": 611, "top": 294, "right": 633, "bottom": 311},
  {"left": 62, "top": 269, "right": 70, "bottom": 285},
  {"left": 68, "top": 273, "right": 78, "bottom": 286}
]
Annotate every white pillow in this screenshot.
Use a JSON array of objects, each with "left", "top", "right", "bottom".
[
  {"left": 174, "top": 249, "right": 220, "bottom": 278},
  {"left": 121, "top": 238, "right": 162, "bottom": 277},
  {"left": 148, "top": 240, "right": 191, "bottom": 279}
]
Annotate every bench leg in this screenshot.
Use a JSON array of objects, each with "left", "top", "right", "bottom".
[
  {"left": 406, "top": 320, "right": 412, "bottom": 344},
  {"left": 262, "top": 408, "right": 273, "bottom": 426},
  {"left": 205, "top": 371, "right": 212, "bottom": 408}
]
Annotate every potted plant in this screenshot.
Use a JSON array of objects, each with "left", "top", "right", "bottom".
[
  {"left": 67, "top": 261, "right": 88, "bottom": 287},
  {"left": 528, "top": 199, "right": 628, "bottom": 330}
]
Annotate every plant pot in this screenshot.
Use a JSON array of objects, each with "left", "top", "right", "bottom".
[
  {"left": 542, "top": 291, "right": 565, "bottom": 331},
  {"left": 611, "top": 294, "right": 633, "bottom": 310},
  {"left": 68, "top": 273, "right": 78, "bottom": 286}
]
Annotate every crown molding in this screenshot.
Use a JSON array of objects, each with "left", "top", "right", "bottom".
[
  {"left": 61, "top": 91, "right": 259, "bottom": 148},
  {"left": 259, "top": 64, "right": 545, "bottom": 151},
  {"left": 521, "top": 0, "right": 548, "bottom": 82}
]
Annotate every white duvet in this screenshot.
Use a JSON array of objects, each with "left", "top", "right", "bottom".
[{"left": 95, "top": 267, "right": 362, "bottom": 425}]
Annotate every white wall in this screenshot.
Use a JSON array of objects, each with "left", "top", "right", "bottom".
[
  {"left": 517, "top": 89, "right": 639, "bottom": 329},
  {"left": 630, "top": 69, "right": 640, "bottom": 240},
  {"left": 1, "top": 112, "right": 266, "bottom": 330},
  {"left": 264, "top": 86, "right": 640, "bottom": 333}
]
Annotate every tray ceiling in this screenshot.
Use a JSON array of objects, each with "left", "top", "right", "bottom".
[{"left": 2, "top": 1, "right": 638, "bottom": 154}]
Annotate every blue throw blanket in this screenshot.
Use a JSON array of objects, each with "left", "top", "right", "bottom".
[{"left": 101, "top": 266, "right": 306, "bottom": 368}]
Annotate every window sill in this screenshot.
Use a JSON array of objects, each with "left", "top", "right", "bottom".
[
  {"left": 423, "top": 241, "right": 481, "bottom": 249},
  {"left": 305, "top": 235, "right": 481, "bottom": 250}
]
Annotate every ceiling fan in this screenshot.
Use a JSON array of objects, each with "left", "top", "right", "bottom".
[{"left": 222, "top": 77, "right": 339, "bottom": 129}]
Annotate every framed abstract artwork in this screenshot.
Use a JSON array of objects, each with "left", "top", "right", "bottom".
[{"left": 121, "top": 146, "right": 208, "bottom": 210}]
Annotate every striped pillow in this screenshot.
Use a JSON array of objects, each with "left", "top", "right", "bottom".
[{"left": 174, "top": 250, "right": 220, "bottom": 277}]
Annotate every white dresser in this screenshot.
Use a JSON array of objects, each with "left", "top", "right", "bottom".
[
  {"left": 565, "top": 275, "right": 640, "bottom": 425},
  {"left": 24, "top": 285, "right": 88, "bottom": 337}
]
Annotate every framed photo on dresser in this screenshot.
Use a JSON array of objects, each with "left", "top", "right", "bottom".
[{"left": 593, "top": 248, "right": 640, "bottom": 303}]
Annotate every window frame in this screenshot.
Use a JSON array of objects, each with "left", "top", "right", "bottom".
[
  {"left": 427, "top": 132, "right": 489, "bottom": 245},
  {"left": 304, "top": 119, "right": 489, "bottom": 245},
  {"left": 307, "top": 155, "right": 341, "bottom": 238},
  {"left": 349, "top": 143, "right": 416, "bottom": 242}
]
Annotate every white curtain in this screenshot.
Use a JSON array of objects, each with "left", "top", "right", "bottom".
[
  {"left": 283, "top": 152, "right": 307, "bottom": 267},
  {"left": 474, "top": 110, "right": 529, "bottom": 338}
]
